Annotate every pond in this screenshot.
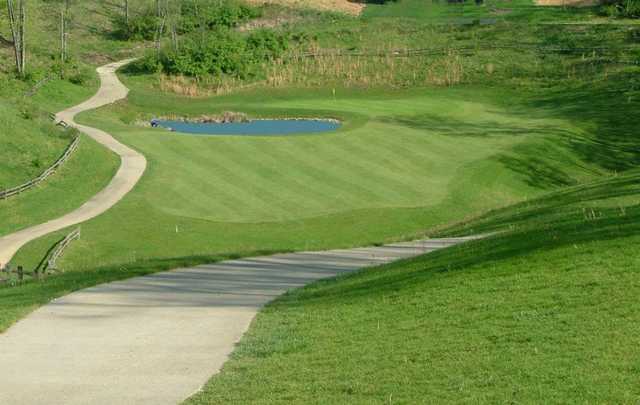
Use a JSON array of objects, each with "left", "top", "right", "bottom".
[{"left": 153, "top": 119, "right": 341, "bottom": 136}]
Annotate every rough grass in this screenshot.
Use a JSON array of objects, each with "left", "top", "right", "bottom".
[
  {"left": 0, "top": 133, "right": 119, "bottom": 237},
  {"left": 0, "top": 101, "right": 72, "bottom": 189},
  {"left": 185, "top": 170, "right": 640, "bottom": 404},
  {"left": 0, "top": 0, "right": 136, "bottom": 237}
]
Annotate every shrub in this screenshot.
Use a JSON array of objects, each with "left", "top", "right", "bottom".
[
  {"left": 159, "top": 29, "right": 249, "bottom": 77},
  {"left": 67, "top": 65, "right": 93, "bottom": 85},
  {"left": 178, "top": 0, "right": 261, "bottom": 33},
  {"left": 138, "top": 28, "right": 290, "bottom": 79},
  {"left": 601, "top": 0, "right": 640, "bottom": 18},
  {"left": 246, "top": 29, "right": 289, "bottom": 64},
  {"left": 112, "top": 12, "right": 160, "bottom": 41}
]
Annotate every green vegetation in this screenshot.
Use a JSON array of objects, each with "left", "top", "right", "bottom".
[
  {"left": 135, "top": 28, "right": 291, "bottom": 78},
  {"left": 11, "top": 84, "right": 606, "bottom": 272},
  {"left": 112, "top": 0, "right": 260, "bottom": 41},
  {"left": 0, "top": 134, "right": 118, "bottom": 237},
  {"left": 1, "top": 0, "right": 640, "bottom": 401},
  {"left": 188, "top": 170, "right": 640, "bottom": 404},
  {"left": 601, "top": 0, "right": 640, "bottom": 18},
  {"left": 0, "top": 100, "right": 74, "bottom": 189},
  {"left": 0, "top": 0, "right": 142, "bottom": 236}
]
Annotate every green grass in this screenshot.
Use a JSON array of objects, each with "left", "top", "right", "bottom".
[
  {"left": 186, "top": 170, "right": 640, "bottom": 404},
  {"left": 0, "top": 252, "right": 255, "bottom": 333},
  {"left": 0, "top": 0, "right": 136, "bottom": 236},
  {"left": 9, "top": 83, "right": 606, "bottom": 272},
  {"left": 362, "top": 0, "right": 599, "bottom": 22},
  {"left": 0, "top": 100, "right": 73, "bottom": 189},
  {"left": 1, "top": 0, "right": 639, "bottom": 401},
  {"left": 0, "top": 133, "right": 119, "bottom": 237},
  {"left": 0, "top": 74, "right": 119, "bottom": 238}
]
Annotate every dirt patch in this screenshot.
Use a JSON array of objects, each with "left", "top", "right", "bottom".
[
  {"left": 239, "top": 14, "right": 303, "bottom": 31},
  {"left": 535, "top": 0, "right": 598, "bottom": 6},
  {"left": 245, "top": 0, "right": 365, "bottom": 16}
]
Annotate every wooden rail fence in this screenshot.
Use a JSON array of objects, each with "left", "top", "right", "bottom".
[
  {"left": 0, "top": 227, "right": 81, "bottom": 285},
  {"left": 0, "top": 134, "right": 79, "bottom": 200},
  {"left": 45, "top": 227, "right": 81, "bottom": 272}
]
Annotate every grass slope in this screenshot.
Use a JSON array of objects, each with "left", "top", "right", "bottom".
[
  {"left": 0, "top": 134, "right": 119, "bottom": 237},
  {"left": 0, "top": 0, "right": 137, "bottom": 236},
  {"left": 186, "top": 171, "right": 640, "bottom": 404},
  {"left": 0, "top": 101, "right": 72, "bottom": 189}
]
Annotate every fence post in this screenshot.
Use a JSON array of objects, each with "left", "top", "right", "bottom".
[{"left": 17, "top": 266, "right": 24, "bottom": 282}]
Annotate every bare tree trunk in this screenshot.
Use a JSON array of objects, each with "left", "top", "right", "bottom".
[
  {"left": 6, "top": 0, "right": 26, "bottom": 77},
  {"left": 156, "top": 13, "right": 166, "bottom": 59},
  {"left": 60, "top": 7, "right": 66, "bottom": 63},
  {"left": 19, "top": 0, "right": 25, "bottom": 74},
  {"left": 6, "top": 0, "right": 21, "bottom": 75},
  {"left": 124, "top": 0, "right": 129, "bottom": 26},
  {"left": 171, "top": 23, "right": 178, "bottom": 51}
]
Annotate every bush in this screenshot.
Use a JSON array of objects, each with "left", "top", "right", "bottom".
[
  {"left": 623, "top": 0, "right": 640, "bottom": 17},
  {"left": 246, "top": 30, "right": 289, "bottom": 64},
  {"left": 178, "top": 0, "right": 261, "bottom": 33},
  {"left": 138, "top": 28, "right": 290, "bottom": 79},
  {"left": 112, "top": 12, "right": 160, "bottom": 41},
  {"left": 160, "top": 29, "right": 249, "bottom": 77},
  {"left": 66, "top": 64, "right": 93, "bottom": 85},
  {"left": 601, "top": 0, "right": 640, "bottom": 18}
]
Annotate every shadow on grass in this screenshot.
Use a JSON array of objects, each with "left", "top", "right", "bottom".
[
  {"left": 378, "top": 113, "right": 560, "bottom": 137},
  {"left": 268, "top": 170, "right": 640, "bottom": 306},
  {"left": 526, "top": 70, "right": 640, "bottom": 172},
  {"left": 0, "top": 248, "right": 288, "bottom": 333}
]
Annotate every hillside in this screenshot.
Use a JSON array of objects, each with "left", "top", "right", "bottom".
[
  {"left": 0, "top": 0, "right": 140, "bottom": 188},
  {"left": 188, "top": 169, "right": 640, "bottom": 403}
]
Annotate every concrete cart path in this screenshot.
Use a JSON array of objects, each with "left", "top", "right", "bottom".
[
  {"left": 0, "top": 59, "right": 146, "bottom": 268},
  {"left": 0, "top": 237, "right": 478, "bottom": 405}
]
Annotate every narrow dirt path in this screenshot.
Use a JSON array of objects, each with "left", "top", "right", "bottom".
[
  {"left": 0, "top": 59, "right": 146, "bottom": 268},
  {"left": 0, "top": 237, "right": 478, "bottom": 405}
]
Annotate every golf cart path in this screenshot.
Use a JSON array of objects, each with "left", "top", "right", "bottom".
[
  {"left": 0, "top": 59, "right": 146, "bottom": 268},
  {"left": 0, "top": 237, "right": 478, "bottom": 404}
]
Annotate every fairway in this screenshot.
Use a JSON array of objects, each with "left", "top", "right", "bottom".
[{"left": 11, "top": 84, "right": 604, "bottom": 271}]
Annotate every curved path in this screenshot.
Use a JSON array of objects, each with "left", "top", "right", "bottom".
[
  {"left": 0, "top": 59, "right": 146, "bottom": 268},
  {"left": 0, "top": 237, "right": 478, "bottom": 404}
]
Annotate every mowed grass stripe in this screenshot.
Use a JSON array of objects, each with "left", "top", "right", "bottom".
[
  {"left": 133, "top": 133, "right": 263, "bottom": 220},
  {"left": 223, "top": 139, "right": 347, "bottom": 212},
  {"left": 202, "top": 138, "right": 331, "bottom": 218},
  {"left": 307, "top": 132, "right": 430, "bottom": 202},
  {"left": 274, "top": 134, "right": 417, "bottom": 208},
  {"left": 249, "top": 137, "right": 384, "bottom": 210},
  {"left": 149, "top": 136, "right": 291, "bottom": 220}
]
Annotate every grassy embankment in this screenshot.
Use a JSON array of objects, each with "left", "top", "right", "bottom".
[{"left": 188, "top": 169, "right": 640, "bottom": 403}]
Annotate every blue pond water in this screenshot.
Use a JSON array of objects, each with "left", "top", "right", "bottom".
[{"left": 154, "top": 119, "right": 341, "bottom": 136}]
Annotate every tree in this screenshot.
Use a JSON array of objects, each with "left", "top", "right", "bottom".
[
  {"left": 6, "top": 0, "right": 26, "bottom": 77},
  {"left": 60, "top": 6, "right": 67, "bottom": 63},
  {"left": 124, "top": 0, "right": 129, "bottom": 26}
]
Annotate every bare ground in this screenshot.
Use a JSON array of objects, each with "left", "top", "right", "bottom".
[
  {"left": 245, "top": 0, "right": 365, "bottom": 15},
  {"left": 535, "top": 0, "right": 597, "bottom": 6}
]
